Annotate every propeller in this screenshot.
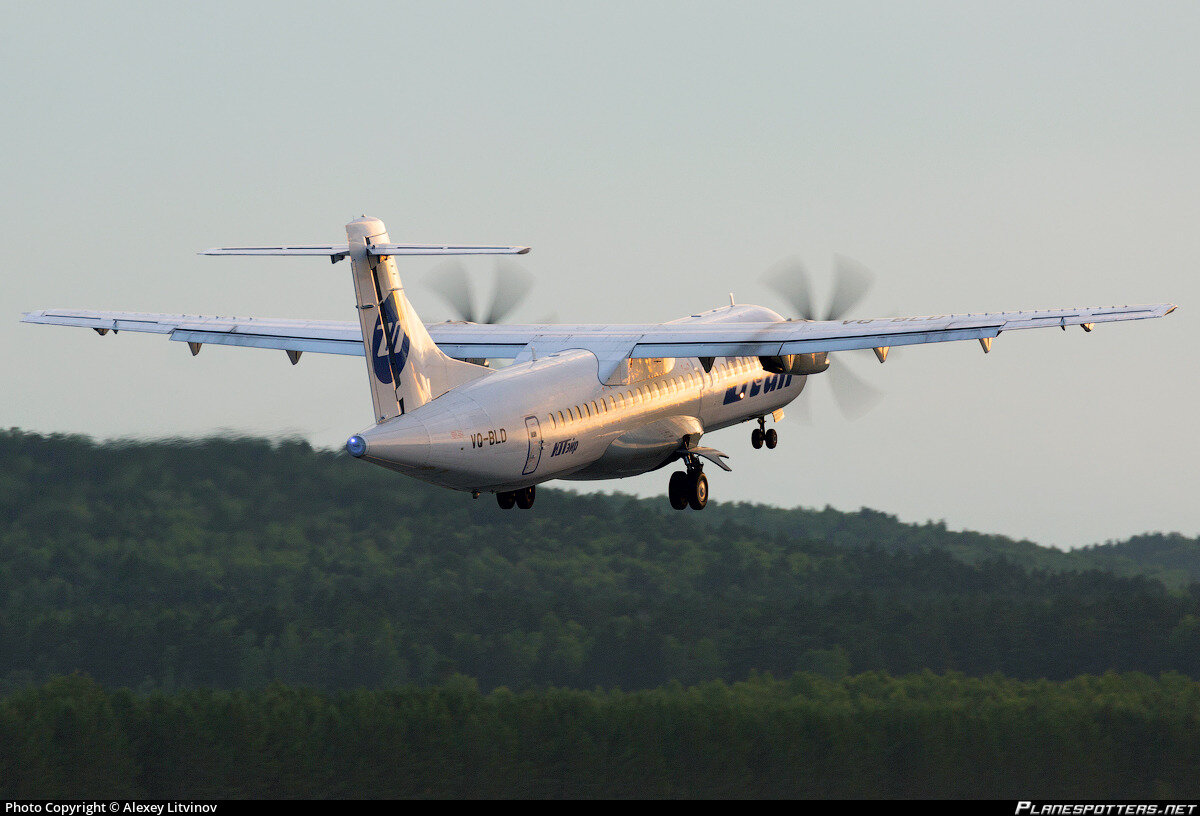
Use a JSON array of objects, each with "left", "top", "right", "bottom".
[
  {"left": 764, "top": 253, "right": 884, "bottom": 420},
  {"left": 427, "top": 258, "right": 534, "bottom": 324}
]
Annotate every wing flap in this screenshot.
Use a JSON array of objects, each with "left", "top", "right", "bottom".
[{"left": 169, "top": 329, "right": 363, "bottom": 356}]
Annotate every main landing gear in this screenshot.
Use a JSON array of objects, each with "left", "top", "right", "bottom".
[
  {"left": 497, "top": 485, "right": 536, "bottom": 510},
  {"left": 750, "top": 416, "right": 778, "bottom": 450},
  {"left": 668, "top": 454, "right": 708, "bottom": 511}
]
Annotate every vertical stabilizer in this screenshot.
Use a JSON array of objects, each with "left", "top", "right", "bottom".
[{"left": 347, "top": 217, "right": 488, "bottom": 422}]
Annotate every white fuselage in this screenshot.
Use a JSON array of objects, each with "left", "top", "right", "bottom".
[{"left": 353, "top": 305, "right": 805, "bottom": 493}]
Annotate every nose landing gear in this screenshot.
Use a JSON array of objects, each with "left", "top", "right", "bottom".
[
  {"left": 497, "top": 485, "right": 536, "bottom": 510},
  {"left": 751, "top": 417, "right": 778, "bottom": 450},
  {"left": 668, "top": 454, "right": 709, "bottom": 511}
]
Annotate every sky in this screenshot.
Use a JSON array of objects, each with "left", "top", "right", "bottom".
[{"left": 4, "top": 1, "right": 1197, "bottom": 548}]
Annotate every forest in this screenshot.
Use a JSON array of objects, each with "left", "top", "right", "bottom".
[{"left": 2, "top": 429, "right": 1198, "bottom": 796}]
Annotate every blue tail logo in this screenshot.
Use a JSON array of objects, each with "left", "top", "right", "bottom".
[{"left": 371, "top": 305, "right": 411, "bottom": 384}]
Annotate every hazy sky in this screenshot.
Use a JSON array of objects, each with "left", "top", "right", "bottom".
[{"left": 5, "top": 1, "right": 1197, "bottom": 548}]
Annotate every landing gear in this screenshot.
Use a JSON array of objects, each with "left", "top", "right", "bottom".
[
  {"left": 688, "top": 471, "right": 708, "bottom": 510},
  {"left": 669, "top": 471, "right": 689, "bottom": 510},
  {"left": 497, "top": 485, "right": 536, "bottom": 510},
  {"left": 751, "top": 417, "right": 778, "bottom": 450},
  {"left": 668, "top": 454, "right": 708, "bottom": 511}
]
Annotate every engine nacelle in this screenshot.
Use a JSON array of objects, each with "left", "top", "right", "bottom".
[{"left": 760, "top": 352, "right": 830, "bottom": 375}]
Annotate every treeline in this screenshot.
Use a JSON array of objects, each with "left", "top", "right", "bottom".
[
  {"left": 702, "top": 502, "right": 1200, "bottom": 587},
  {"left": 4, "top": 671, "right": 1199, "bottom": 798},
  {"left": 3, "top": 429, "right": 1200, "bottom": 692}
]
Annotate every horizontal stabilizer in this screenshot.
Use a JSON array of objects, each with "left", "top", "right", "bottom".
[
  {"left": 199, "top": 243, "right": 531, "bottom": 263},
  {"left": 368, "top": 243, "right": 530, "bottom": 256},
  {"left": 200, "top": 245, "right": 351, "bottom": 262}
]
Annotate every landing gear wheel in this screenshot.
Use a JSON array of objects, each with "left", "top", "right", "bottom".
[
  {"left": 668, "top": 471, "right": 689, "bottom": 510},
  {"left": 497, "top": 491, "right": 516, "bottom": 510},
  {"left": 515, "top": 485, "right": 536, "bottom": 509},
  {"left": 764, "top": 428, "right": 778, "bottom": 449},
  {"left": 687, "top": 471, "right": 709, "bottom": 511},
  {"left": 751, "top": 427, "right": 764, "bottom": 449}
]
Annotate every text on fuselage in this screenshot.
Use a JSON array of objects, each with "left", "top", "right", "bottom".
[
  {"left": 551, "top": 438, "right": 579, "bottom": 457},
  {"left": 471, "top": 428, "right": 507, "bottom": 448},
  {"left": 723, "top": 373, "right": 793, "bottom": 405}
]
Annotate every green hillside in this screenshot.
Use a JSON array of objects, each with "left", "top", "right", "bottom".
[{"left": 2, "top": 429, "right": 1198, "bottom": 692}]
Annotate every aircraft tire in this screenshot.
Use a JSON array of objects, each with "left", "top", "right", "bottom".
[
  {"left": 687, "top": 471, "right": 708, "bottom": 511},
  {"left": 516, "top": 485, "right": 536, "bottom": 509},
  {"left": 765, "top": 428, "right": 778, "bottom": 449},
  {"left": 668, "top": 471, "right": 689, "bottom": 510},
  {"left": 497, "top": 491, "right": 516, "bottom": 510},
  {"left": 751, "top": 427, "right": 764, "bottom": 449}
]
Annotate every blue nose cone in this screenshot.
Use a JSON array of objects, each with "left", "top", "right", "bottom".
[{"left": 346, "top": 435, "right": 368, "bottom": 458}]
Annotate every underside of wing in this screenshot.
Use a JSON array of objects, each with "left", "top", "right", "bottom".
[{"left": 21, "top": 310, "right": 365, "bottom": 357}]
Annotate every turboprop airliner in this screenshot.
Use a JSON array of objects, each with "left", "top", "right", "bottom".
[{"left": 22, "top": 216, "right": 1175, "bottom": 511}]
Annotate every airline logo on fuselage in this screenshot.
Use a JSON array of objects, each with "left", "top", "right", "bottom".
[
  {"left": 722, "top": 374, "right": 793, "bottom": 405},
  {"left": 551, "top": 438, "right": 579, "bottom": 457}
]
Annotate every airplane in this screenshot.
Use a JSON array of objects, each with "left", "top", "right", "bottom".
[{"left": 22, "top": 216, "right": 1176, "bottom": 511}]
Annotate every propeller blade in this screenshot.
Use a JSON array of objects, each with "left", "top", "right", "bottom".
[
  {"left": 763, "top": 256, "right": 817, "bottom": 321},
  {"left": 427, "top": 260, "right": 478, "bottom": 322},
  {"left": 484, "top": 260, "right": 534, "bottom": 324},
  {"left": 824, "top": 254, "right": 875, "bottom": 321},
  {"left": 826, "top": 356, "right": 883, "bottom": 420}
]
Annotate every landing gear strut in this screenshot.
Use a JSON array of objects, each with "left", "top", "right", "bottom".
[
  {"left": 668, "top": 453, "right": 708, "bottom": 511},
  {"left": 751, "top": 417, "right": 778, "bottom": 450},
  {"left": 497, "top": 485, "right": 536, "bottom": 510}
]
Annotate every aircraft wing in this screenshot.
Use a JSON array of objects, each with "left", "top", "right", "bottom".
[
  {"left": 421, "top": 304, "right": 1176, "bottom": 359},
  {"left": 21, "top": 303, "right": 1175, "bottom": 362},
  {"left": 625, "top": 304, "right": 1177, "bottom": 358},
  {"left": 20, "top": 310, "right": 365, "bottom": 356}
]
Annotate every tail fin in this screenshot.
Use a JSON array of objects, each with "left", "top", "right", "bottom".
[{"left": 347, "top": 216, "right": 489, "bottom": 422}]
